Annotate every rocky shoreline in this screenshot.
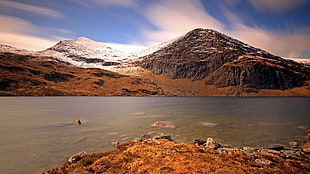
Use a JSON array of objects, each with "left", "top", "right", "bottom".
[{"left": 45, "top": 132, "right": 310, "bottom": 173}]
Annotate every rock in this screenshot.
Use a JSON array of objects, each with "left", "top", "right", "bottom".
[
  {"left": 243, "top": 147, "right": 257, "bottom": 151},
  {"left": 140, "top": 134, "right": 150, "bottom": 140},
  {"left": 255, "top": 158, "right": 272, "bottom": 165},
  {"left": 73, "top": 117, "right": 81, "bottom": 125},
  {"left": 194, "top": 139, "right": 206, "bottom": 146},
  {"left": 304, "top": 133, "right": 310, "bottom": 139},
  {"left": 218, "top": 149, "right": 228, "bottom": 155},
  {"left": 160, "top": 133, "right": 173, "bottom": 141},
  {"left": 68, "top": 151, "right": 86, "bottom": 163},
  {"left": 281, "top": 150, "right": 304, "bottom": 159},
  {"left": 288, "top": 141, "right": 298, "bottom": 147},
  {"left": 205, "top": 137, "right": 220, "bottom": 149},
  {"left": 133, "top": 137, "right": 143, "bottom": 142},
  {"left": 112, "top": 141, "right": 120, "bottom": 146},
  {"left": 151, "top": 121, "right": 176, "bottom": 128},
  {"left": 268, "top": 144, "right": 285, "bottom": 151},
  {"left": 302, "top": 142, "right": 310, "bottom": 153},
  {"left": 153, "top": 136, "right": 161, "bottom": 140}
]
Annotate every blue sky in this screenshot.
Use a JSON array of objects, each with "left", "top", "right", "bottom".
[{"left": 0, "top": 0, "right": 310, "bottom": 57}]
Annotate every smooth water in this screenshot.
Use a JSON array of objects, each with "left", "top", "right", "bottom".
[{"left": 0, "top": 97, "right": 309, "bottom": 173}]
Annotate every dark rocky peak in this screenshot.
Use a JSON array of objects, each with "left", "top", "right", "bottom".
[{"left": 139, "top": 28, "right": 309, "bottom": 90}]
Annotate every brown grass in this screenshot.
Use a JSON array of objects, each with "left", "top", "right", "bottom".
[{"left": 46, "top": 139, "right": 310, "bottom": 174}]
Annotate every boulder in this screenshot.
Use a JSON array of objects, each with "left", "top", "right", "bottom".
[
  {"left": 151, "top": 121, "right": 176, "bottom": 129},
  {"left": 68, "top": 151, "right": 86, "bottom": 163},
  {"left": 194, "top": 139, "right": 206, "bottom": 146},
  {"left": 205, "top": 137, "right": 220, "bottom": 149}
]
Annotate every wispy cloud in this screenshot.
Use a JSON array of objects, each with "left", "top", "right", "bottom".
[
  {"left": 228, "top": 24, "right": 310, "bottom": 57},
  {"left": 0, "top": 15, "right": 72, "bottom": 50},
  {"left": 94, "top": 0, "right": 139, "bottom": 7},
  {"left": 0, "top": 32, "right": 59, "bottom": 51},
  {"left": 71, "top": 0, "right": 139, "bottom": 8},
  {"left": 140, "top": 0, "right": 224, "bottom": 46},
  {"left": 0, "top": 0, "right": 65, "bottom": 18},
  {"left": 247, "top": 0, "right": 308, "bottom": 12},
  {"left": 135, "top": 0, "right": 310, "bottom": 57}
]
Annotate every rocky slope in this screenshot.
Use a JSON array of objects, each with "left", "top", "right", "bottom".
[{"left": 138, "top": 28, "right": 310, "bottom": 91}]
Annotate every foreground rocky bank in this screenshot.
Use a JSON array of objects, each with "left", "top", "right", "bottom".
[{"left": 45, "top": 134, "right": 310, "bottom": 174}]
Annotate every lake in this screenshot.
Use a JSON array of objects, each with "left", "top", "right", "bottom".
[{"left": 0, "top": 97, "right": 309, "bottom": 173}]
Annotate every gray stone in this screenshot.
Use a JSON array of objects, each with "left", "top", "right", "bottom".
[
  {"left": 68, "top": 151, "right": 86, "bottom": 163},
  {"left": 205, "top": 137, "right": 219, "bottom": 149},
  {"left": 112, "top": 141, "right": 120, "bottom": 146}
]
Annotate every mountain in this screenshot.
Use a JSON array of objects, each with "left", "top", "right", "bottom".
[
  {"left": 36, "top": 37, "right": 133, "bottom": 71},
  {"left": 138, "top": 28, "right": 310, "bottom": 93},
  {"left": 34, "top": 37, "right": 178, "bottom": 72},
  {"left": 1, "top": 28, "right": 309, "bottom": 96}
]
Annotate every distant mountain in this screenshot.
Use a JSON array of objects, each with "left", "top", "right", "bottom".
[
  {"left": 1, "top": 28, "right": 309, "bottom": 96},
  {"left": 138, "top": 28, "right": 310, "bottom": 91},
  {"left": 36, "top": 37, "right": 132, "bottom": 70}
]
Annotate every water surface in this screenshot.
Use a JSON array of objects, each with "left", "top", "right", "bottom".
[{"left": 0, "top": 97, "right": 309, "bottom": 173}]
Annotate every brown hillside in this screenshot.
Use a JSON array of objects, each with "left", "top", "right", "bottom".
[
  {"left": 0, "top": 53, "right": 165, "bottom": 96},
  {"left": 46, "top": 139, "right": 310, "bottom": 174}
]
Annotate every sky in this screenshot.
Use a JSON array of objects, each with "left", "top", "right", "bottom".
[{"left": 0, "top": 0, "right": 310, "bottom": 58}]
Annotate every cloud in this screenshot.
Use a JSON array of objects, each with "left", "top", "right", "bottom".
[
  {"left": 0, "top": 15, "right": 72, "bottom": 51},
  {"left": 0, "top": 0, "right": 65, "bottom": 18},
  {"left": 137, "top": 0, "right": 310, "bottom": 57},
  {"left": 0, "top": 32, "right": 58, "bottom": 51},
  {"left": 140, "top": 0, "right": 224, "bottom": 46},
  {"left": 94, "top": 0, "right": 139, "bottom": 7},
  {"left": 228, "top": 24, "right": 310, "bottom": 57},
  {"left": 247, "top": 0, "right": 308, "bottom": 12},
  {"left": 71, "top": 0, "right": 139, "bottom": 8}
]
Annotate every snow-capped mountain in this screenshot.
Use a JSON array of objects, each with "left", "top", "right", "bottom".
[
  {"left": 1, "top": 30, "right": 309, "bottom": 74},
  {"left": 35, "top": 37, "right": 133, "bottom": 70},
  {"left": 32, "top": 36, "right": 181, "bottom": 72}
]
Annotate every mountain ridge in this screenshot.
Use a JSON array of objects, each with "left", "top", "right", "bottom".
[{"left": 1, "top": 28, "right": 309, "bottom": 96}]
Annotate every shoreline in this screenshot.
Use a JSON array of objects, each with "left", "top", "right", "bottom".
[{"left": 45, "top": 133, "right": 310, "bottom": 173}]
